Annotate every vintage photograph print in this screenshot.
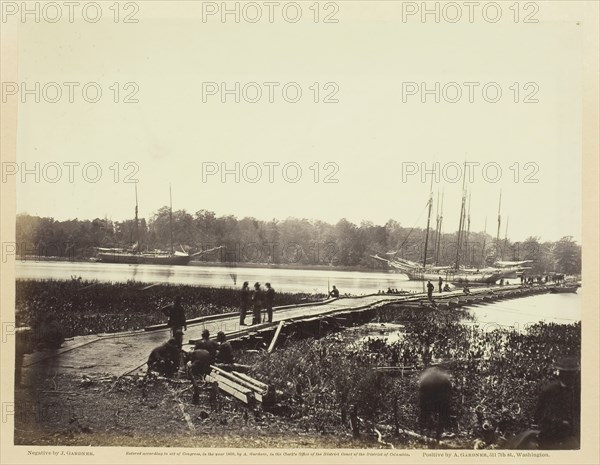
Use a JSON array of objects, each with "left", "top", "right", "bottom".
[{"left": 1, "top": 1, "right": 598, "bottom": 464}]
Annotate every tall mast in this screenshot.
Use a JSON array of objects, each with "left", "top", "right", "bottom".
[
  {"left": 432, "top": 190, "right": 440, "bottom": 266},
  {"left": 435, "top": 191, "right": 444, "bottom": 265},
  {"left": 134, "top": 184, "right": 139, "bottom": 249},
  {"left": 503, "top": 216, "right": 509, "bottom": 260},
  {"left": 482, "top": 216, "right": 488, "bottom": 264},
  {"left": 458, "top": 189, "right": 467, "bottom": 263},
  {"left": 455, "top": 193, "right": 465, "bottom": 271},
  {"left": 465, "top": 190, "right": 472, "bottom": 266},
  {"left": 455, "top": 163, "right": 468, "bottom": 271},
  {"left": 496, "top": 190, "right": 502, "bottom": 247},
  {"left": 422, "top": 176, "right": 434, "bottom": 268},
  {"left": 169, "top": 184, "right": 174, "bottom": 255}
]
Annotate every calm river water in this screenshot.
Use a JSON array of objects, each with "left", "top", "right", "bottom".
[
  {"left": 15, "top": 261, "right": 581, "bottom": 327},
  {"left": 15, "top": 261, "right": 426, "bottom": 294}
]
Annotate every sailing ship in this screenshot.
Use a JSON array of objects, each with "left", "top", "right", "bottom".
[
  {"left": 370, "top": 255, "right": 513, "bottom": 284},
  {"left": 95, "top": 185, "right": 194, "bottom": 266},
  {"left": 373, "top": 169, "right": 527, "bottom": 284},
  {"left": 96, "top": 247, "right": 192, "bottom": 266}
]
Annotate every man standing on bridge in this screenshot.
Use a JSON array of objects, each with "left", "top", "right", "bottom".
[
  {"left": 252, "top": 282, "right": 263, "bottom": 325},
  {"left": 438, "top": 276, "right": 443, "bottom": 293},
  {"left": 161, "top": 296, "right": 187, "bottom": 336},
  {"left": 240, "top": 281, "right": 251, "bottom": 326},
  {"left": 264, "top": 282, "right": 275, "bottom": 323},
  {"left": 427, "top": 280, "right": 434, "bottom": 301}
]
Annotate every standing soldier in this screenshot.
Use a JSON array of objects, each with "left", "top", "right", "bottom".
[
  {"left": 438, "top": 276, "right": 443, "bottom": 293},
  {"left": 427, "top": 280, "right": 434, "bottom": 301},
  {"left": 240, "top": 281, "right": 251, "bottom": 326},
  {"left": 264, "top": 282, "right": 275, "bottom": 323},
  {"left": 15, "top": 327, "right": 34, "bottom": 386},
  {"left": 37, "top": 314, "right": 65, "bottom": 350},
  {"left": 418, "top": 361, "right": 453, "bottom": 441},
  {"left": 252, "top": 282, "right": 263, "bottom": 325},
  {"left": 534, "top": 356, "right": 580, "bottom": 449},
  {"left": 161, "top": 296, "right": 187, "bottom": 336}
]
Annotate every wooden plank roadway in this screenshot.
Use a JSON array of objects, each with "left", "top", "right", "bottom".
[
  {"left": 22, "top": 293, "right": 417, "bottom": 378},
  {"left": 21, "top": 284, "right": 549, "bottom": 378}
]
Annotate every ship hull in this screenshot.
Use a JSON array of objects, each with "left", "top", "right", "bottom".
[
  {"left": 96, "top": 252, "right": 191, "bottom": 266},
  {"left": 138, "top": 254, "right": 191, "bottom": 266},
  {"left": 375, "top": 256, "right": 512, "bottom": 284},
  {"left": 550, "top": 286, "right": 578, "bottom": 294},
  {"left": 96, "top": 252, "right": 140, "bottom": 264},
  {"left": 402, "top": 270, "right": 507, "bottom": 284}
]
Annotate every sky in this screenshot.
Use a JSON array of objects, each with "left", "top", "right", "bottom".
[{"left": 11, "top": 1, "right": 583, "bottom": 243}]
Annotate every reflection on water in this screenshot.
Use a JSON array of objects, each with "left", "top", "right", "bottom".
[
  {"left": 16, "top": 261, "right": 423, "bottom": 295},
  {"left": 466, "top": 291, "right": 581, "bottom": 329},
  {"left": 350, "top": 293, "right": 581, "bottom": 346},
  {"left": 351, "top": 323, "right": 407, "bottom": 347},
  {"left": 16, "top": 261, "right": 581, "bottom": 326}
]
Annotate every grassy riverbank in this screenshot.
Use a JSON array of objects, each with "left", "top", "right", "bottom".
[
  {"left": 243, "top": 305, "right": 581, "bottom": 447},
  {"left": 15, "top": 279, "right": 326, "bottom": 338},
  {"left": 15, "top": 303, "right": 581, "bottom": 448}
]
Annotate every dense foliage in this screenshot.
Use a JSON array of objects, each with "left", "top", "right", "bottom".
[
  {"left": 249, "top": 306, "right": 581, "bottom": 446},
  {"left": 15, "top": 279, "right": 323, "bottom": 338},
  {"left": 16, "top": 212, "right": 581, "bottom": 272}
]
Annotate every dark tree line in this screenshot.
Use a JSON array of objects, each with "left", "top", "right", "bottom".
[{"left": 15, "top": 211, "right": 581, "bottom": 273}]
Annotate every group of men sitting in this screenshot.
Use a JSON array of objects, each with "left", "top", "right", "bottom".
[{"left": 147, "top": 329, "right": 234, "bottom": 378}]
